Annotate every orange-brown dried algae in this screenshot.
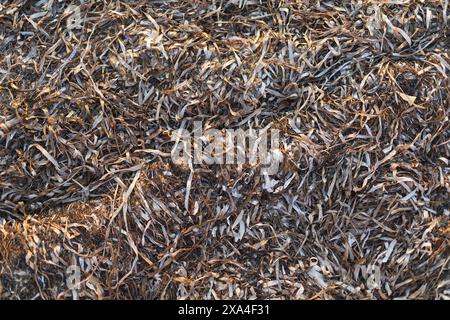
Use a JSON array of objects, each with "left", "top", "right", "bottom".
[{"left": 0, "top": 0, "right": 449, "bottom": 300}]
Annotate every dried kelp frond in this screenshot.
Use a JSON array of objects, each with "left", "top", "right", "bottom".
[{"left": 0, "top": 0, "right": 449, "bottom": 299}]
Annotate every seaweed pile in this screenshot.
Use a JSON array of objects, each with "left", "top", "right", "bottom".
[{"left": 0, "top": 0, "right": 449, "bottom": 299}]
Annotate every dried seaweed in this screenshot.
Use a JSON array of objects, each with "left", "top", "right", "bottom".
[{"left": 0, "top": 0, "right": 449, "bottom": 299}]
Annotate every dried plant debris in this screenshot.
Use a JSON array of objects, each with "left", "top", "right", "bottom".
[{"left": 0, "top": 0, "right": 449, "bottom": 299}]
